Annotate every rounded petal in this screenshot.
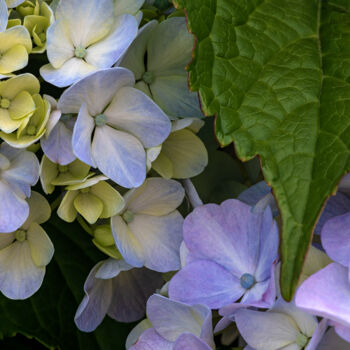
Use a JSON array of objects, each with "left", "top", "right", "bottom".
[
  {"left": 41, "top": 122, "right": 76, "bottom": 165},
  {"left": 27, "top": 222, "right": 54, "bottom": 267},
  {"left": 321, "top": 212, "right": 350, "bottom": 266},
  {"left": 235, "top": 309, "right": 300, "bottom": 350},
  {"left": 169, "top": 260, "right": 244, "bottom": 309},
  {"left": 126, "top": 178, "right": 185, "bottom": 216},
  {"left": 0, "top": 241, "right": 45, "bottom": 299},
  {"left": 58, "top": 67, "right": 134, "bottom": 115},
  {"left": 173, "top": 334, "right": 212, "bottom": 350},
  {"left": 55, "top": 0, "right": 114, "bottom": 48},
  {"left": 108, "top": 267, "right": 163, "bottom": 322},
  {"left": 156, "top": 129, "right": 208, "bottom": 179},
  {"left": 40, "top": 59, "right": 96, "bottom": 88},
  {"left": 130, "top": 328, "right": 172, "bottom": 350},
  {"left": 104, "top": 86, "right": 171, "bottom": 148},
  {"left": 85, "top": 14, "right": 138, "bottom": 68},
  {"left": 182, "top": 200, "right": 276, "bottom": 277},
  {"left": 74, "top": 192, "right": 103, "bottom": 224},
  {"left": 23, "top": 191, "right": 51, "bottom": 227},
  {"left": 0, "top": 181, "right": 28, "bottom": 233},
  {"left": 296, "top": 263, "right": 350, "bottom": 327},
  {"left": 147, "top": 294, "right": 212, "bottom": 343},
  {"left": 0, "top": 44, "right": 28, "bottom": 74},
  {"left": 120, "top": 20, "right": 157, "bottom": 80},
  {"left": 0, "top": 25, "right": 32, "bottom": 54},
  {"left": 57, "top": 190, "right": 78, "bottom": 222},
  {"left": 126, "top": 319, "right": 153, "bottom": 350},
  {"left": 90, "top": 181, "right": 124, "bottom": 218},
  {"left": 92, "top": 125, "right": 146, "bottom": 188},
  {"left": 72, "top": 103, "right": 95, "bottom": 167},
  {"left": 127, "top": 212, "right": 183, "bottom": 272},
  {"left": 75, "top": 261, "right": 113, "bottom": 332},
  {"left": 151, "top": 76, "right": 202, "bottom": 118},
  {"left": 114, "top": 0, "right": 144, "bottom": 15},
  {"left": 46, "top": 19, "right": 74, "bottom": 68}
]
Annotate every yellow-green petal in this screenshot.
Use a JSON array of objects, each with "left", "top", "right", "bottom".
[{"left": 73, "top": 192, "right": 103, "bottom": 224}]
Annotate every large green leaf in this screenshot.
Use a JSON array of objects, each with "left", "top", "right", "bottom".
[
  {"left": 0, "top": 215, "right": 134, "bottom": 349},
  {"left": 175, "top": 0, "right": 350, "bottom": 300}
]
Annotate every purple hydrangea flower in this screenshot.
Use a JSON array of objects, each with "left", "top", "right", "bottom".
[
  {"left": 75, "top": 258, "right": 163, "bottom": 332},
  {"left": 129, "top": 294, "right": 214, "bottom": 350},
  {"left": 168, "top": 199, "right": 278, "bottom": 310}
]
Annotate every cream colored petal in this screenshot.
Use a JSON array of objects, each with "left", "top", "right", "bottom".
[
  {"left": 160, "top": 129, "right": 208, "bottom": 179},
  {"left": 0, "top": 108, "right": 22, "bottom": 133},
  {"left": 27, "top": 222, "right": 54, "bottom": 267},
  {"left": 1, "top": 73, "right": 40, "bottom": 99},
  {"left": 152, "top": 152, "right": 173, "bottom": 179},
  {"left": 73, "top": 192, "right": 103, "bottom": 224},
  {"left": 40, "top": 155, "right": 58, "bottom": 195},
  {"left": 0, "top": 25, "right": 32, "bottom": 53},
  {"left": 57, "top": 190, "right": 78, "bottom": 222},
  {"left": 90, "top": 181, "right": 124, "bottom": 218},
  {"left": 0, "top": 45, "right": 28, "bottom": 74},
  {"left": 22, "top": 191, "right": 51, "bottom": 228},
  {"left": 8, "top": 91, "right": 35, "bottom": 120}
]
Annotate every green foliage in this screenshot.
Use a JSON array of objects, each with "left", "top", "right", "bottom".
[
  {"left": 0, "top": 215, "right": 134, "bottom": 349},
  {"left": 174, "top": 0, "right": 350, "bottom": 300}
]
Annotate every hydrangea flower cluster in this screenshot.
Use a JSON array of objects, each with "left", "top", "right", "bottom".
[{"left": 1, "top": 0, "right": 350, "bottom": 349}]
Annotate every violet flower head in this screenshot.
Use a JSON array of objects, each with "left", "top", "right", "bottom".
[
  {"left": 169, "top": 199, "right": 279, "bottom": 310},
  {"left": 129, "top": 294, "right": 214, "bottom": 350},
  {"left": 75, "top": 258, "right": 163, "bottom": 332}
]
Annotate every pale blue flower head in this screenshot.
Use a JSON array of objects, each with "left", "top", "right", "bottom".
[
  {"left": 0, "top": 142, "right": 39, "bottom": 233},
  {"left": 40, "top": 95, "right": 76, "bottom": 165},
  {"left": 0, "top": 191, "right": 53, "bottom": 299},
  {"left": 75, "top": 258, "right": 163, "bottom": 332},
  {"left": 111, "top": 177, "right": 185, "bottom": 272},
  {"left": 129, "top": 294, "right": 214, "bottom": 350},
  {"left": 169, "top": 199, "right": 279, "bottom": 310},
  {"left": 57, "top": 68, "right": 171, "bottom": 188},
  {"left": 120, "top": 17, "right": 203, "bottom": 119},
  {"left": 40, "top": 0, "right": 139, "bottom": 87}
]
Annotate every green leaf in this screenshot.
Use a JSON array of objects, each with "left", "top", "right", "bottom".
[
  {"left": 175, "top": 0, "right": 350, "bottom": 300},
  {"left": 0, "top": 215, "right": 134, "bottom": 349}
]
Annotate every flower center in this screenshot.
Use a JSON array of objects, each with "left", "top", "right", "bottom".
[
  {"left": 95, "top": 114, "right": 107, "bottom": 126},
  {"left": 142, "top": 71, "right": 154, "bottom": 84},
  {"left": 296, "top": 333, "right": 309, "bottom": 348},
  {"left": 74, "top": 46, "right": 87, "bottom": 59},
  {"left": 58, "top": 165, "right": 68, "bottom": 173},
  {"left": 15, "top": 229, "right": 26, "bottom": 242},
  {"left": 122, "top": 210, "right": 134, "bottom": 223},
  {"left": 27, "top": 125, "right": 36, "bottom": 135},
  {"left": 240, "top": 273, "right": 256, "bottom": 289},
  {"left": 0, "top": 98, "right": 10, "bottom": 109}
]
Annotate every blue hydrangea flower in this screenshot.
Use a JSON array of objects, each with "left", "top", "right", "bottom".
[
  {"left": 0, "top": 143, "right": 39, "bottom": 233},
  {"left": 75, "top": 258, "right": 163, "bottom": 332},
  {"left": 129, "top": 294, "right": 214, "bottom": 350},
  {"left": 169, "top": 199, "right": 278, "bottom": 310},
  {"left": 40, "top": 95, "right": 76, "bottom": 165},
  {"left": 0, "top": 191, "right": 53, "bottom": 299},
  {"left": 120, "top": 17, "right": 203, "bottom": 119},
  {"left": 40, "top": 0, "right": 139, "bottom": 87},
  {"left": 111, "top": 177, "right": 184, "bottom": 272},
  {"left": 57, "top": 68, "right": 171, "bottom": 188}
]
